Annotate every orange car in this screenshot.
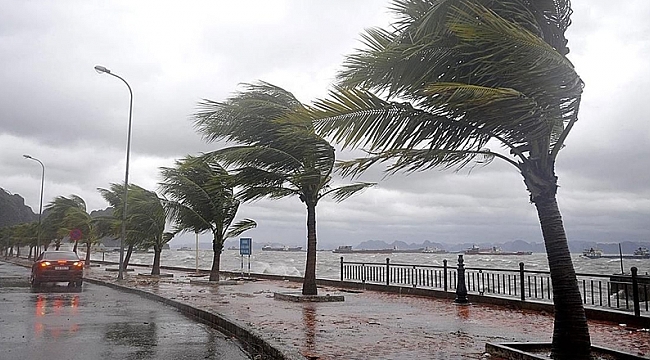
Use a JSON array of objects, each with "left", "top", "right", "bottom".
[{"left": 30, "top": 250, "right": 84, "bottom": 287}]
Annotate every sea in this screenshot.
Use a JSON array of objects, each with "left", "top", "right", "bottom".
[{"left": 87, "top": 249, "right": 650, "bottom": 279}]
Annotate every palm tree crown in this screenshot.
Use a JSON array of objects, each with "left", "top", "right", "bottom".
[{"left": 193, "top": 82, "right": 374, "bottom": 295}]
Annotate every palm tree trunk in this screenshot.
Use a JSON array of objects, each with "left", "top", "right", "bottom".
[
  {"left": 209, "top": 234, "right": 222, "bottom": 282},
  {"left": 534, "top": 194, "right": 590, "bottom": 359},
  {"left": 302, "top": 202, "right": 318, "bottom": 295},
  {"left": 73, "top": 239, "right": 79, "bottom": 253},
  {"left": 152, "top": 245, "right": 161, "bottom": 275},
  {"left": 84, "top": 242, "right": 91, "bottom": 265},
  {"left": 123, "top": 244, "right": 134, "bottom": 271}
]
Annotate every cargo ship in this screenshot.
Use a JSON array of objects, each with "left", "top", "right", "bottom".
[
  {"left": 261, "top": 245, "right": 303, "bottom": 252},
  {"left": 464, "top": 245, "right": 532, "bottom": 256},
  {"left": 332, "top": 245, "right": 393, "bottom": 254}
]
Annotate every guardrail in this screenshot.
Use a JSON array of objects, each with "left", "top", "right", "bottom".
[{"left": 340, "top": 255, "right": 649, "bottom": 317}]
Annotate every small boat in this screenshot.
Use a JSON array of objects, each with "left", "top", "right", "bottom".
[
  {"left": 177, "top": 246, "right": 192, "bottom": 251},
  {"left": 464, "top": 245, "right": 532, "bottom": 256},
  {"left": 261, "top": 245, "right": 303, "bottom": 252},
  {"left": 633, "top": 247, "right": 650, "bottom": 258},
  {"left": 227, "top": 246, "right": 239, "bottom": 250},
  {"left": 332, "top": 245, "right": 393, "bottom": 254},
  {"left": 582, "top": 248, "right": 603, "bottom": 258}
]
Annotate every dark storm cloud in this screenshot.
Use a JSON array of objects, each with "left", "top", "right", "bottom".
[{"left": 1, "top": 0, "right": 648, "bottom": 247}]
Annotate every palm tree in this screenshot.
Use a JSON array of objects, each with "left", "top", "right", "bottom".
[
  {"left": 97, "top": 183, "right": 162, "bottom": 271},
  {"left": 125, "top": 186, "right": 170, "bottom": 275},
  {"left": 192, "top": 82, "right": 374, "bottom": 295},
  {"left": 44, "top": 195, "right": 97, "bottom": 265},
  {"left": 312, "top": 1, "right": 587, "bottom": 358},
  {"left": 159, "top": 155, "right": 256, "bottom": 281}
]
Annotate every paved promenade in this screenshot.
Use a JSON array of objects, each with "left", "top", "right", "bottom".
[{"left": 4, "top": 257, "right": 650, "bottom": 359}]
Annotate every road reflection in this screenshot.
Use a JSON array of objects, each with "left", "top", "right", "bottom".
[{"left": 32, "top": 288, "right": 81, "bottom": 340}]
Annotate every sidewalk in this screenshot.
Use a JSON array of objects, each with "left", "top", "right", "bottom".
[{"left": 7, "top": 258, "right": 650, "bottom": 359}]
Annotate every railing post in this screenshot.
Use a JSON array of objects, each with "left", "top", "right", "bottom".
[
  {"left": 386, "top": 258, "right": 390, "bottom": 286},
  {"left": 340, "top": 257, "right": 344, "bottom": 282},
  {"left": 632, "top": 267, "right": 641, "bottom": 317},
  {"left": 455, "top": 254, "right": 469, "bottom": 304},
  {"left": 519, "top": 262, "right": 526, "bottom": 302},
  {"left": 362, "top": 263, "right": 366, "bottom": 284},
  {"left": 443, "top": 259, "right": 448, "bottom": 292}
]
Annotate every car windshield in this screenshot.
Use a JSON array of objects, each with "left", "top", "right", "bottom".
[{"left": 42, "top": 252, "right": 80, "bottom": 260}]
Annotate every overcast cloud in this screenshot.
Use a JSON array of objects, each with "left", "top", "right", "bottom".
[{"left": 1, "top": 0, "right": 648, "bottom": 248}]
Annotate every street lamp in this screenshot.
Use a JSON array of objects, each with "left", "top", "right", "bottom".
[
  {"left": 95, "top": 64, "right": 133, "bottom": 280},
  {"left": 23, "top": 155, "right": 45, "bottom": 260}
]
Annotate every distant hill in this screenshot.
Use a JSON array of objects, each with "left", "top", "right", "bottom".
[{"left": 0, "top": 187, "right": 37, "bottom": 227}]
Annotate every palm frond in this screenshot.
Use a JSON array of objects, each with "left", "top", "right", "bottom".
[
  {"left": 225, "top": 219, "right": 257, "bottom": 239},
  {"left": 320, "top": 183, "right": 376, "bottom": 202}
]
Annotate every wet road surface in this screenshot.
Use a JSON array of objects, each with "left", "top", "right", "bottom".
[{"left": 0, "top": 261, "right": 251, "bottom": 360}]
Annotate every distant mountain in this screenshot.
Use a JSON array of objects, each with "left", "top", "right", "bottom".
[{"left": 0, "top": 187, "right": 37, "bottom": 227}]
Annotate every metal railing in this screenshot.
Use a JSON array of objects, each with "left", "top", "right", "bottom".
[{"left": 340, "top": 256, "right": 649, "bottom": 317}]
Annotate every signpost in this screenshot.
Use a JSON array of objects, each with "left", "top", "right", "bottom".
[{"left": 239, "top": 238, "right": 252, "bottom": 276}]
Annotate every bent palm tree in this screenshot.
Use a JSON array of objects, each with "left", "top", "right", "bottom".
[
  {"left": 123, "top": 186, "right": 170, "bottom": 275},
  {"left": 98, "top": 183, "right": 147, "bottom": 270},
  {"left": 44, "top": 195, "right": 97, "bottom": 265},
  {"left": 159, "top": 155, "right": 256, "bottom": 281},
  {"left": 193, "top": 82, "right": 374, "bottom": 295},
  {"left": 313, "top": 1, "right": 587, "bottom": 358}
]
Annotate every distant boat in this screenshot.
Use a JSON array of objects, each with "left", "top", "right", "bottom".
[
  {"left": 177, "top": 246, "right": 192, "bottom": 251},
  {"left": 332, "top": 245, "right": 393, "bottom": 254},
  {"left": 464, "top": 245, "right": 532, "bottom": 256},
  {"left": 633, "top": 247, "right": 650, "bottom": 258},
  {"left": 582, "top": 247, "right": 650, "bottom": 259},
  {"left": 422, "top": 247, "right": 448, "bottom": 254},
  {"left": 390, "top": 247, "right": 448, "bottom": 254},
  {"left": 227, "top": 246, "right": 239, "bottom": 250},
  {"left": 261, "top": 245, "right": 303, "bottom": 252},
  {"left": 582, "top": 248, "right": 603, "bottom": 259}
]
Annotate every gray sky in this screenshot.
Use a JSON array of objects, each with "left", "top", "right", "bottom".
[{"left": 1, "top": 1, "right": 648, "bottom": 248}]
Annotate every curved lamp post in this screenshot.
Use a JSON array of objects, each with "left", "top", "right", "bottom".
[
  {"left": 23, "top": 155, "right": 45, "bottom": 260},
  {"left": 94, "top": 65, "right": 133, "bottom": 280}
]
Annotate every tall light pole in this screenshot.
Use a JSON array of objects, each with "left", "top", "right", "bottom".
[
  {"left": 94, "top": 65, "right": 132, "bottom": 280},
  {"left": 23, "top": 155, "right": 45, "bottom": 260}
]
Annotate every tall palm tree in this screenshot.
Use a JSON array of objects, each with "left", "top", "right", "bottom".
[
  {"left": 313, "top": 1, "right": 587, "bottom": 358},
  {"left": 192, "top": 82, "right": 374, "bottom": 295},
  {"left": 159, "top": 155, "right": 256, "bottom": 281}
]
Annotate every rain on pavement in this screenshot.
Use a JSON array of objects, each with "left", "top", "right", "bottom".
[{"left": 0, "top": 261, "right": 252, "bottom": 360}]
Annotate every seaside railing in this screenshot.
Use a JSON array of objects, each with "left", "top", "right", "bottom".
[{"left": 340, "top": 256, "right": 649, "bottom": 317}]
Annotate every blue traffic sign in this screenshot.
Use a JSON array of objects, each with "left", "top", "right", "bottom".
[{"left": 239, "top": 238, "right": 252, "bottom": 256}]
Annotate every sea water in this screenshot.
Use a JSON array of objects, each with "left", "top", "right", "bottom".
[{"left": 89, "top": 249, "right": 650, "bottom": 279}]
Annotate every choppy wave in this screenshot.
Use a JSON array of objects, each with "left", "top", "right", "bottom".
[{"left": 88, "top": 249, "right": 650, "bottom": 279}]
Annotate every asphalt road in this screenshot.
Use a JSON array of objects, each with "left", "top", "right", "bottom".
[{"left": 0, "top": 261, "right": 252, "bottom": 360}]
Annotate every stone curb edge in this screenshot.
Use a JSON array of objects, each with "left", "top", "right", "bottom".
[{"left": 83, "top": 277, "right": 307, "bottom": 360}]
